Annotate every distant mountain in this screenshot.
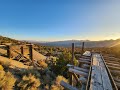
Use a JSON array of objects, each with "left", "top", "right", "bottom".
[
  {"left": 2, "top": 35, "right": 120, "bottom": 48},
  {"left": 27, "top": 39, "right": 120, "bottom": 48}
]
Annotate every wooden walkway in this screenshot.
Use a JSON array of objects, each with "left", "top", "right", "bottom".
[
  {"left": 61, "top": 51, "right": 118, "bottom": 90},
  {"left": 90, "top": 53, "right": 113, "bottom": 90}
]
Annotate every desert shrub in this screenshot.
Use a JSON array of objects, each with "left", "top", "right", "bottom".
[
  {"left": 50, "top": 75, "right": 68, "bottom": 90},
  {"left": 55, "top": 76, "right": 68, "bottom": 86},
  {"left": 0, "top": 61, "right": 11, "bottom": 69},
  {"left": 73, "top": 58, "right": 79, "bottom": 66},
  {"left": 52, "top": 57, "right": 68, "bottom": 77},
  {"left": 44, "top": 84, "right": 50, "bottom": 90},
  {"left": 17, "top": 74, "right": 41, "bottom": 90},
  {"left": 0, "top": 71, "right": 16, "bottom": 90},
  {"left": 37, "top": 60, "right": 48, "bottom": 69},
  {"left": 50, "top": 85, "right": 60, "bottom": 90},
  {"left": 0, "top": 65, "right": 4, "bottom": 70},
  {"left": 19, "top": 68, "right": 41, "bottom": 78}
]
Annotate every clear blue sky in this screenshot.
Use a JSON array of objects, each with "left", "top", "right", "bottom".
[{"left": 0, "top": 0, "right": 120, "bottom": 41}]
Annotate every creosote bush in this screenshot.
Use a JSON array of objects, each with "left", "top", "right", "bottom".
[
  {"left": 51, "top": 75, "right": 68, "bottom": 90},
  {"left": 0, "top": 61, "right": 11, "bottom": 69},
  {"left": 0, "top": 70, "right": 16, "bottom": 90},
  {"left": 37, "top": 60, "right": 48, "bottom": 69},
  {"left": 0, "top": 65, "right": 4, "bottom": 70},
  {"left": 19, "top": 68, "right": 41, "bottom": 78},
  {"left": 17, "top": 74, "right": 41, "bottom": 90}
]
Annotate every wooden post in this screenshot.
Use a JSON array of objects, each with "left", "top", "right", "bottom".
[
  {"left": 82, "top": 42, "right": 84, "bottom": 54},
  {"left": 28, "top": 44, "right": 33, "bottom": 60},
  {"left": 70, "top": 43, "right": 75, "bottom": 86},
  {"left": 6, "top": 45, "right": 11, "bottom": 59},
  {"left": 20, "top": 46, "right": 24, "bottom": 55},
  {"left": 72, "top": 43, "right": 75, "bottom": 65}
]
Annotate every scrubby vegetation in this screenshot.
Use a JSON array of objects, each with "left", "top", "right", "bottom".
[
  {"left": 1, "top": 36, "right": 120, "bottom": 89},
  {"left": 0, "top": 65, "right": 16, "bottom": 90},
  {"left": 17, "top": 74, "right": 41, "bottom": 90}
]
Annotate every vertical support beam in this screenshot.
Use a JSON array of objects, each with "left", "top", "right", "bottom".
[
  {"left": 27, "top": 44, "right": 35, "bottom": 67},
  {"left": 6, "top": 45, "right": 11, "bottom": 59},
  {"left": 28, "top": 44, "right": 33, "bottom": 60},
  {"left": 72, "top": 43, "right": 75, "bottom": 65},
  {"left": 20, "top": 46, "right": 24, "bottom": 55},
  {"left": 82, "top": 42, "right": 84, "bottom": 54},
  {"left": 70, "top": 43, "right": 75, "bottom": 86}
]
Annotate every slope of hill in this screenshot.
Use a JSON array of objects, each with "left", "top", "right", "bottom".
[
  {"left": 0, "top": 56, "right": 29, "bottom": 69},
  {"left": 0, "top": 35, "right": 28, "bottom": 45}
]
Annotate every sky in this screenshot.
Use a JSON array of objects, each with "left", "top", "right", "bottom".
[{"left": 0, "top": 0, "right": 120, "bottom": 41}]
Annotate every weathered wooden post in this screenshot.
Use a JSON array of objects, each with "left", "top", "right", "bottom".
[
  {"left": 6, "top": 45, "right": 11, "bottom": 59},
  {"left": 82, "top": 42, "right": 84, "bottom": 54},
  {"left": 27, "top": 44, "right": 35, "bottom": 66},
  {"left": 70, "top": 43, "right": 75, "bottom": 86},
  {"left": 28, "top": 44, "right": 33, "bottom": 61},
  {"left": 72, "top": 43, "right": 75, "bottom": 65},
  {"left": 20, "top": 46, "right": 24, "bottom": 55}
]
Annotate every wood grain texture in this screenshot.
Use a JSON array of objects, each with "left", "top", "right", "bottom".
[{"left": 90, "top": 53, "right": 113, "bottom": 90}]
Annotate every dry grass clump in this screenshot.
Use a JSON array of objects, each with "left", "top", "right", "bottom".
[
  {"left": 17, "top": 74, "right": 41, "bottom": 90},
  {"left": 0, "top": 70, "right": 16, "bottom": 90},
  {"left": 0, "top": 60, "right": 11, "bottom": 69},
  {"left": 37, "top": 60, "right": 48, "bottom": 69},
  {"left": 50, "top": 85, "right": 60, "bottom": 90},
  {"left": 51, "top": 75, "right": 68, "bottom": 90},
  {"left": 0, "top": 65, "right": 4, "bottom": 70}
]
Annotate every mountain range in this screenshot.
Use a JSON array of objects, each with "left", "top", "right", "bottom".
[
  {"left": 26, "top": 39, "right": 120, "bottom": 48},
  {"left": 0, "top": 35, "right": 120, "bottom": 48}
]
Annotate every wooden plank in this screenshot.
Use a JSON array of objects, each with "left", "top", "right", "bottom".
[
  {"left": 67, "top": 64, "right": 89, "bottom": 73},
  {"left": 69, "top": 68, "right": 88, "bottom": 77},
  {"left": 106, "top": 63, "right": 120, "bottom": 68},
  {"left": 79, "top": 60, "right": 91, "bottom": 64},
  {"left": 60, "top": 81, "right": 78, "bottom": 90},
  {"left": 106, "top": 63, "right": 120, "bottom": 67},
  {"left": 90, "top": 66, "right": 103, "bottom": 90},
  {"left": 104, "top": 58, "right": 120, "bottom": 62},
  {"left": 79, "top": 76, "right": 87, "bottom": 84},
  {"left": 115, "top": 82, "right": 120, "bottom": 88},
  {"left": 74, "top": 66, "right": 89, "bottom": 73},
  {"left": 79, "top": 58, "right": 91, "bottom": 61},
  {"left": 90, "top": 57, "right": 104, "bottom": 90},
  {"left": 114, "top": 78, "right": 120, "bottom": 83},
  {"left": 105, "top": 60, "right": 120, "bottom": 65},
  {"left": 98, "top": 55, "right": 113, "bottom": 90},
  {"left": 101, "top": 55, "right": 118, "bottom": 90},
  {"left": 108, "top": 65, "right": 120, "bottom": 71},
  {"left": 89, "top": 54, "right": 113, "bottom": 90},
  {"left": 82, "top": 64, "right": 90, "bottom": 68},
  {"left": 110, "top": 70, "right": 120, "bottom": 75},
  {"left": 81, "top": 56, "right": 90, "bottom": 59}
]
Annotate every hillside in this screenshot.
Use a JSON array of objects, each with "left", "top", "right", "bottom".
[{"left": 0, "top": 35, "right": 28, "bottom": 45}]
